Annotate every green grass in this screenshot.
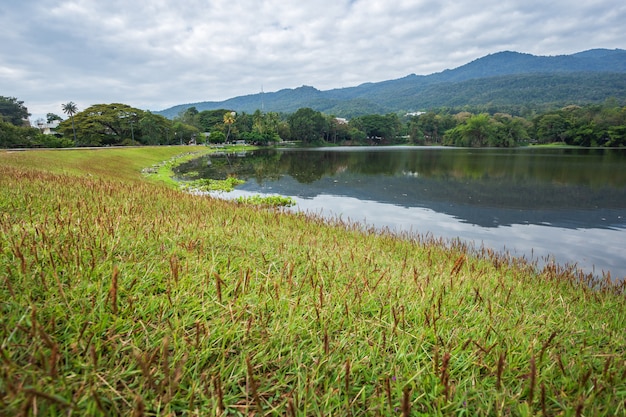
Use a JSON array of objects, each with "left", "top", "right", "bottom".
[
  {"left": 526, "top": 142, "right": 588, "bottom": 149},
  {"left": 0, "top": 146, "right": 202, "bottom": 183},
  {"left": 1, "top": 147, "right": 625, "bottom": 416},
  {"left": 235, "top": 195, "right": 296, "bottom": 207}
]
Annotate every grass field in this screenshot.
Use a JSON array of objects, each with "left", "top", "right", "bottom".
[{"left": 1, "top": 146, "right": 625, "bottom": 416}]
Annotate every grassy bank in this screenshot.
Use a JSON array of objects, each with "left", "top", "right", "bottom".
[{"left": 1, "top": 147, "right": 625, "bottom": 416}]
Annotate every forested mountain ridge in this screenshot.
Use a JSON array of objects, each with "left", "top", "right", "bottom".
[{"left": 157, "top": 49, "right": 626, "bottom": 118}]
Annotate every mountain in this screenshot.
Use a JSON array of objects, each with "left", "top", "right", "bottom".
[{"left": 156, "top": 49, "right": 626, "bottom": 118}]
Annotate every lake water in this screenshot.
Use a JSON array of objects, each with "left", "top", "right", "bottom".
[{"left": 175, "top": 146, "right": 626, "bottom": 279}]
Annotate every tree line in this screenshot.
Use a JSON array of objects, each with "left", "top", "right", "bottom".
[{"left": 2, "top": 95, "right": 626, "bottom": 148}]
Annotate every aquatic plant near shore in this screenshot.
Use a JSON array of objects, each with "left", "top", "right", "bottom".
[
  {"left": 183, "top": 176, "right": 245, "bottom": 192},
  {"left": 235, "top": 194, "right": 296, "bottom": 207}
]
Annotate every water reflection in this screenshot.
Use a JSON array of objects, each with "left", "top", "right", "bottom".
[{"left": 175, "top": 147, "right": 626, "bottom": 277}]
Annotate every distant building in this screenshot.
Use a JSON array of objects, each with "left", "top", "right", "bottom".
[
  {"left": 405, "top": 111, "right": 425, "bottom": 117},
  {"left": 37, "top": 120, "right": 60, "bottom": 135}
]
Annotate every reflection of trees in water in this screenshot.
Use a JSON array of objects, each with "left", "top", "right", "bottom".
[
  {"left": 174, "top": 150, "right": 283, "bottom": 182},
  {"left": 281, "top": 151, "right": 346, "bottom": 183},
  {"left": 175, "top": 148, "right": 626, "bottom": 208}
]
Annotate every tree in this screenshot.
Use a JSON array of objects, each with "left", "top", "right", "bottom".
[
  {"left": 234, "top": 112, "right": 253, "bottom": 136},
  {"left": 416, "top": 112, "right": 455, "bottom": 144},
  {"left": 207, "top": 130, "right": 227, "bottom": 144},
  {"left": 197, "top": 109, "right": 233, "bottom": 132},
  {"left": 0, "top": 96, "right": 30, "bottom": 126},
  {"left": 353, "top": 113, "right": 402, "bottom": 143},
  {"left": 606, "top": 125, "right": 626, "bottom": 147},
  {"left": 62, "top": 102, "right": 78, "bottom": 144},
  {"left": 139, "top": 112, "right": 172, "bottom": 145},
  {"left": 491, "top": 113, "right": 530, "bottom": 146},
  {"left": 57, "top": 103, "right": 146, "bottom": 146},
  {"left": 348, "top": 127, "right": 367, "bottom": 143},
  {"left": 327, "top": 116, "right": 350, "bottom": 143},
  {"left": 177, "top": 106, "right": 200, "bottom": 128},
  {"left": 288, "top": 108, "right": 327, "bottom": 143},
  {"left": 246, "top": 110, "right": 283, "bottom": 144},
  {"left": 224, "top": 111, "right": 236, "bottom": 142},
  {"left": 406, "top": 116, "right": 425, "bottom": 144},
  {"left": 0, "top": 120, "right": 43, "bottom": 148},
  {"left": 172, "top": 121, "right": 199, "bottom": 145},
  {"left": 46, "top": 113, "right": 63, "bottom": 123},
  {"left": 534, "top": 112, "right": 571, "bottom": 144},
  {"left": 445, "top": 113, "right": 494, "bottom": 147}
]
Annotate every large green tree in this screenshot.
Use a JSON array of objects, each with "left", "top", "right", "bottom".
[
  {"left": 196, "top": 109, "right": 234, "bottom": 132},
  {"left": 445, "top": 113, "right": 494, "bottom": 147},
  {"left": 414, "top": 112, "right": 455, "bottom": 144},
  {"left": 243, "top": 110, "right": 283, "bottom": 144},
  {"left": 176, "top": 106, "right": 199, "bottom": 128},
  {"left": 491, "top": 113, "right": 530, "bottom": 146},
  {"left": 58, "top": 103, "right": 145, "bottom": 146},
  {"left": 351, "top": 113, "right": 402, "bottom": 142},
  {"left": 0, "top": 121, "right": 39, "bottom": 147},
  {"left": 139, "top": 112, "right": 172, "bottom": 145},
  {"left": 534, "top": 112, "right": 570, "bottom": 144},
  {"left": 0, "top": 96, "right": 30, "bottom": 126},
  {"left": 171, "top": 120, "right": 199, "bottom": 145},
  {"left": 326, "top": 116, "right": 350, "bottom": 144},
  {"left": 288, "top": 108, "right": 327, "bottom": 143}
]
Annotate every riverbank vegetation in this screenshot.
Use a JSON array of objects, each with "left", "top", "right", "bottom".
[
  {"left": 1, "top": 147, "right": 625, "bottom": 415},
  {"left": 3, "top": 94, "right": 626, "bottom": 149}
]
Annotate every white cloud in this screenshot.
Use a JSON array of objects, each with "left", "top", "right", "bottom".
[{"left": 1, "top": 0, "right": 625, "bottom": 121}]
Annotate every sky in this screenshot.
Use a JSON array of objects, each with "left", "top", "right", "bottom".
[{"left": 2, "top": 0, "right": 625, "bottom": 123}]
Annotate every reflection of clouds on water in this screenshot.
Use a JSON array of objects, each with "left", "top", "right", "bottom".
[
  {"left": 211, "top": 190, "right": 625, "bottom": 279},
  {"left": 501, "top": 225, "right": 625, "bottom": 278},
  {"left": 194, "top": 148, "right": 626, "bottom": 280}
]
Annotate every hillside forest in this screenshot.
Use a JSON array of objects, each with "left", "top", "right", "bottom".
[{"left": 2, "top": 96, "right": 626, "bottom": 148}]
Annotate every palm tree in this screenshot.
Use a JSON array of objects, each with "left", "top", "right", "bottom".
[
  {"left": 62, "top": 102, "right": 78, "bottom": 145},
  {"left": 223, "top": 111, "right": 236, "bottom": 142}
]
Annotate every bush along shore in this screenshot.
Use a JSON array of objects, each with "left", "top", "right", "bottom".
[{"left": 1, "top": 146, "right": 625, "bottom": 416}]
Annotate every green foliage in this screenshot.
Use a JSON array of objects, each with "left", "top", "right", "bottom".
[
  {"left": 445, "top": 114, "right": 494, "bottom": 147},
  {"left": 606, "top": 125, "right": 626, "bottom": 147},
  {"left": 492, "top": 113, "right": 530, "bottom": 146},
  {"left": 207, "top": 130, "right": 227, "bottom": 144},
  {"left": 57, "top": 103, "right": 142, "bottom": 146},
  {"left": 0, "top": 96, "right": 30, "bottom": 126},
  {"left": 62, "top": 102, "right": 79, "bottom": 144},
  {"left": 235, "top": 194, "right": 296, "bottom": 207},
  {"left": 0, "top": 120, "right": 42, "bottom": 147},
  {"left": 171, "top": 121, "right": 199, "bottom": 145},
  {"left": 54, "top": 103, "right": 186, "bottom": 146},
  {"left": 183, "top": 176, "right": 245, "bottom": 192},
  {"left": 532, "top": 102, "right": 626, "bottom": 147},
  {"left": 46, "top": 113, "right": 63, "bottom": 123},
  {"left": 139, "top": 112, "right": 172, "bottom": 145},
  {"left": 4, "top": 92, "right": 625, "bottom": 150},
  {"left": 288, "top": 107, "right": 327, "bottom": 143},
  {"left": 351, "top": 113, "right": 402, "bottom": 141},
  {"left": 37, "top": 133, "right": 75, "bottom": 148},
  {"left": 246, "top": 110, "right": 285, "bottom": 144},
  {"left": 0, "top": 119, "right": 73, "bottom": 149},
  {"left": 196, "top": 109, "right": 230, "bottom": 131},
  {"left": 410, "top": 112, "right": 456, "bottom": 144}
]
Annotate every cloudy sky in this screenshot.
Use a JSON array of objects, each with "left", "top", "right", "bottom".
[{"left": 2, "top": 0, "right": 625, "bottom": 122}]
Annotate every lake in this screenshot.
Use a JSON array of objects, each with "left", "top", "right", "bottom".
[{"left": 175, "top": 146, "right": 626, "bottom": 279}]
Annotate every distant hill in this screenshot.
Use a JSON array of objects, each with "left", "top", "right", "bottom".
[{"left": 156, "top": 49, "right": 626, "bottom": 118}]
